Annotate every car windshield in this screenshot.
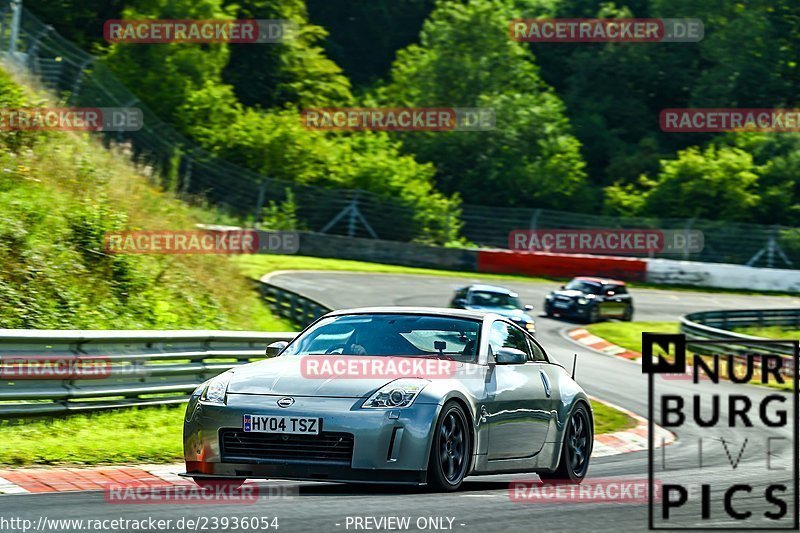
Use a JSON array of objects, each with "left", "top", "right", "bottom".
[
  {"left": 282, "top": 314, "right": 481, "bottom": 363},
  {"left": 565, "top": 280, "right": 602, "bottom": 294},
  {"left": 468, "top": 291, "right": 521, "bottom": 309}
]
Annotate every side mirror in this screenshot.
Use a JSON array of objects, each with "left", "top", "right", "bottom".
[
  {"left": 524, "top": 304, "right": 534, "bottom": 311},
  {"left": 266, "top": 340, "right": 288, "bottom": 356},
  {"left": 560, "top": 284, "right": 566, "bottom": 290},
  {"left": 495, "top": 347, "right": 527, "bottom": 365},
  {"left": 453, "top": 298, "right": 467, "bottom": 308},
  {"left": 605, "top": 290, "right": 615, "bottom": 296}
]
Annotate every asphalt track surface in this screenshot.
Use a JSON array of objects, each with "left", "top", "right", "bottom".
[{"left": 2, "top": 271, "right": 799, "bottom": 533}]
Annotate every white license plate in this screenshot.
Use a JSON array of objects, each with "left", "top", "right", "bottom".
[
  {"left": 243, "top": 414, "right": 320, "bottom": 435},
  {"left": 554, "top": 301, "right": 570, "bottom": 309}
]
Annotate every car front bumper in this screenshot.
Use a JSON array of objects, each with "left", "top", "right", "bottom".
[
  {"left": 546, "top": 300, "right": 590, "bottom": 318},
  {"left": 183, "top": 393, "right": 441, "bottom": 483}
]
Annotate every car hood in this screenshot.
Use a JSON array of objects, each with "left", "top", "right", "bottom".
[
  {"left": 226, "top": 355, "right": 430, "bottom": 398},
  {"left": 464, "top": 306, "right": 533, "bottom": 321}
]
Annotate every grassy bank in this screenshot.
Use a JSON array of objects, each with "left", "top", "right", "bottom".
[{"left": 0, "top": 67, "right": 289, "bottom": 332}]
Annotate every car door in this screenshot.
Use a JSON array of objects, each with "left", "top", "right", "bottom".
[
  {"left": 613, "top": 284, "right": 632, "bottom": 315},
  {"left": 484, "top": 320, "right": 550, "bottom": 461},
  {"left": 601, "top": 284, "right": 626, "bottom": 316},
  {"left": 599, "top": 284, "right": 621, "bottom": 316}
]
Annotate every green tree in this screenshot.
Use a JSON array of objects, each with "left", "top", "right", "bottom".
[
  {"left": 605, "top": 145, "right": 761, "bottom": 221},
  {"left": 221, "top": 0, "right": 352, "bottom": 108},
  {"left": 379, "top": 0, "right": 593, "bottom": 209},
  {"left": 178, "top": 94, "right": 459, "bottom": 242},
  {"left": 103, "top": 0, "right": 232, "bottom": 124},
  {"left": 722, "top": 132, "right": 800, "bottom": 226},
  {"left": 25, "top": 0, "right": 127, "bottom": 51},
  {"left": 305, "top": 0, "right": 436, "bottom": 85}
]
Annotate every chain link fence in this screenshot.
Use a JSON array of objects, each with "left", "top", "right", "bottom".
[{"left": 1, "top": 1, "right": 798, "bottom": 268}]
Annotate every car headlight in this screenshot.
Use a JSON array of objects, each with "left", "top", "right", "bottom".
[
  {"left": 545, "top": 294, "right": 553, "bottom": 300},
  {"left": 525, "top": 322, "right": 536, "bottom": 332},
  {"left": 362, "top": 378, "right": 430, "bottom": 409},
  {"left": 577, "top": 297, "right": 588, "bottom": 305},
  {"left": 201, "top": 372, "right": 231, "bottom": 404}
]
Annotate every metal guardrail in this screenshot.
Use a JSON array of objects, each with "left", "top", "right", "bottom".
[
  {"left": 0, "top": 282, "right": 330, "bottom": 417},
  {"left": 680, "top": 309, "right": 798, "bottom": 375},
  {"left": 0, "top": 330, "right": 297, "bottom": 417},
  {"left": 258, "top": 281, "right": 332, "bottom": 327}
]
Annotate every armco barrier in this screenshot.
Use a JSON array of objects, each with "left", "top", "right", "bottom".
[
  {"left": 0, "top": 330, "right": 297, "bottom": 417},
  {"left": 477, "top": 249, "right": 648, "bottom": 281},
  {"left": 680, "top": 309, "right": 798, "bottom": 376},
  {"left": 258, "top": 280, "right": 331, "bottom": 327},
  {"left": 0, "top": 280, "right": 330, "bottom": 417}
]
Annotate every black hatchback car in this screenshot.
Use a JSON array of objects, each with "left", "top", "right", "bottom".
[{"left": 544, "top": 276, "right": 633, "bottom": 323}]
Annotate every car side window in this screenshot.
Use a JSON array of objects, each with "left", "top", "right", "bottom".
[
  {"left": 602, "top": 284, "right": 616, "bottom": 295},
  {"left": 615, "top": 285, "right": 628, "bottom": 295},
  {"left": 527, "top": 337, "right": 548, "bottom": 362},
  {"left": 488, "top": 321, "right": 531, "bottom": 359}
]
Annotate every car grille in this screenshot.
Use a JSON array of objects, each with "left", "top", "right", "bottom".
[{"left": 219, "top": 429, "right": 355, "bottom": 465}]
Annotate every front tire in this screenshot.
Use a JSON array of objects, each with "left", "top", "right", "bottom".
[
  {"left": 539, "top": 402, "right": 593, "bottom": 484},
  {"left": 585, "top": 306, "right": 600, "bottom": 324},
  {"left": 427, "top": 402, "right": 471, "bottom": 491}
]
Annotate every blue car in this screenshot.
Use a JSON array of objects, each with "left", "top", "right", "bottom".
[{"left": 450, "top": 284, "right": 536, "bottom": 334}]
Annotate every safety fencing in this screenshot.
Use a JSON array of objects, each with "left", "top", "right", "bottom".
[{"left": 680, "top": 309, "right": 798, "bottom": 376}]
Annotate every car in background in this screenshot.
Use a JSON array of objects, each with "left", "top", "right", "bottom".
[
  {"left": 450, "top": 284, "right": 536, "bottom": 333},
  {"left": 544, "top": 276, "right": 633, "bottom": 323}
]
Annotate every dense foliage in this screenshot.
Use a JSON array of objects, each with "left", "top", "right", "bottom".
[{"left": 22, "top": 0, "right": 800, "bottom": 230}]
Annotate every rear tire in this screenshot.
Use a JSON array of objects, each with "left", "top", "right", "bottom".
[
  {"left": 539, "top": 403, "right": 592, "bottom": 484},
  {"left": 427, "top": 402, "right": 471, "bottom": 492},
  {"left": 622, "top": 305, "right": 634, "bottom": 321},
  {"left": 192, "top": 478, "right": 245, "bottom": 490}
]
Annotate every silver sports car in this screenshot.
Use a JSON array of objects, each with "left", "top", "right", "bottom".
[{"left": 183, "top": 307, "right": 593, "bottom": 491}]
